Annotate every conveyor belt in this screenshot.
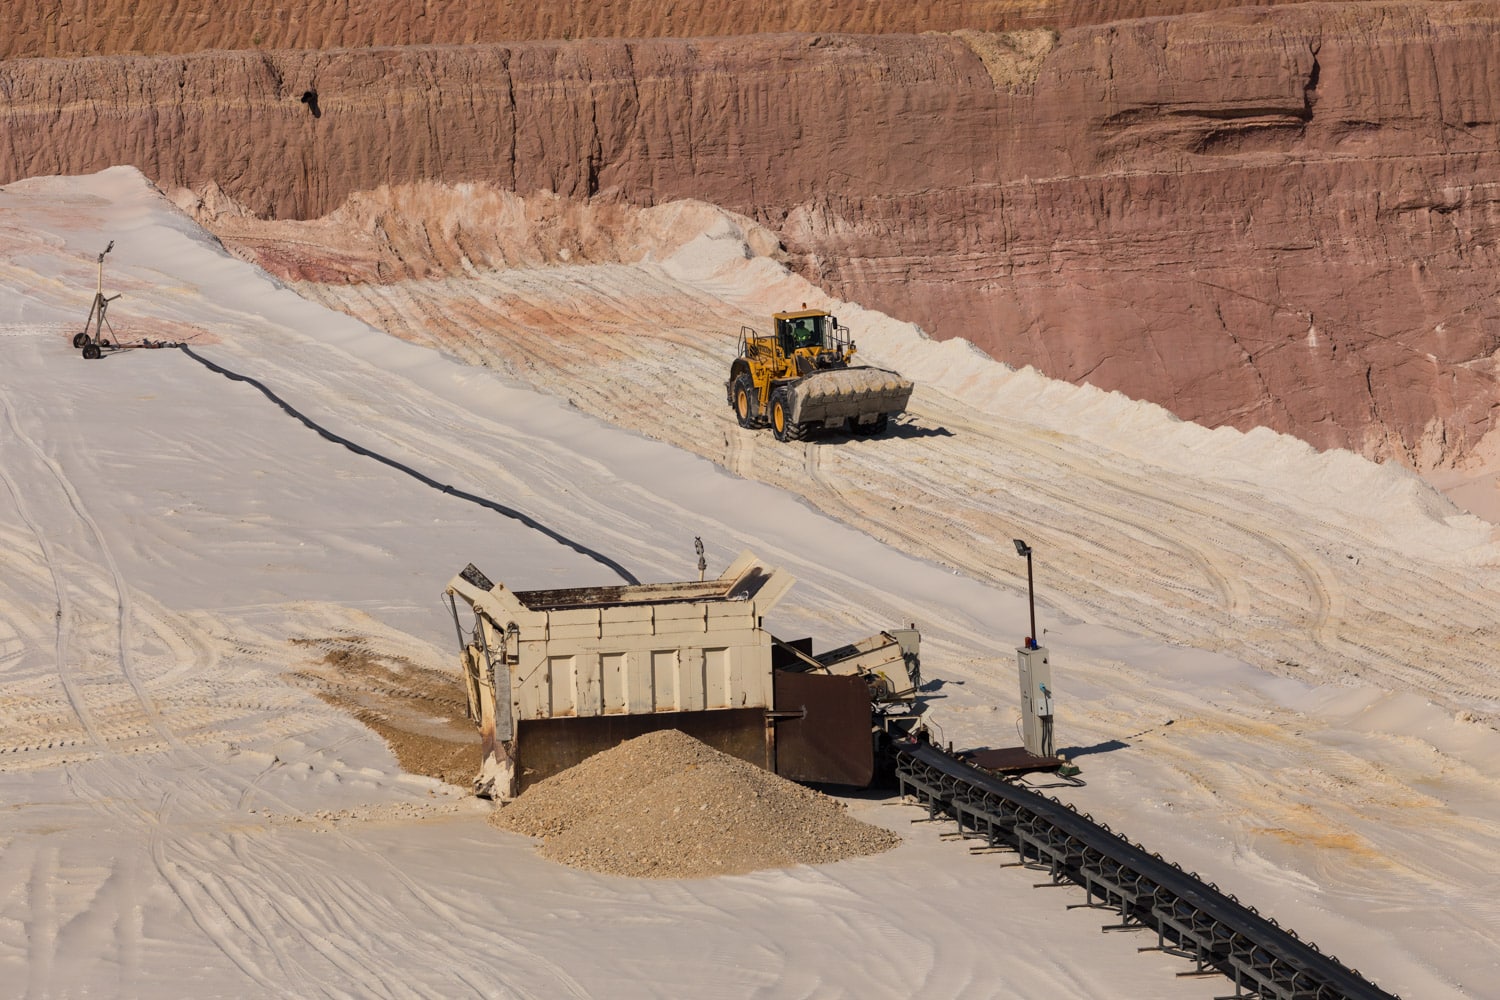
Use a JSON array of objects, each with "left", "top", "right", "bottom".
[{"left": 894, "top": 740, "right": 1400, "bottom": 1000}]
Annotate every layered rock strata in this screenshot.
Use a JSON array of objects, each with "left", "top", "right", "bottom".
[
  {"left": 2, "top": 0, "right": 1333, "bottom": 60},
  {"left": 3, "top": 2, "right": 1496, "bottom": 469}
]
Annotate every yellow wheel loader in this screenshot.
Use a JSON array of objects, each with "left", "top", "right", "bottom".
[{"left": 727, "top": 309, "right": 914, "bottom": 441}]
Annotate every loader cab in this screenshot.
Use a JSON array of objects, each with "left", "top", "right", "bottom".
[
  {"left": 775, "top": 311, "right": 835, "bottom": 356},
  {"left": 778, "top": 317, "right": 822, "bottom": 355}
]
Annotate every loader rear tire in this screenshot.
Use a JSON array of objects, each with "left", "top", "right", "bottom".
[
  {"left": 733, "top": 374, "right": 760, "bottom": 428},
  {"left": 770, "top": 389, "right": 808, "bottom": 442},
  {"left": 73, "top": 332, "right": 89, "bottom": 348}
]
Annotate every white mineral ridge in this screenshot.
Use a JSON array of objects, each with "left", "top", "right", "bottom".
[{"left": 0, "top": 167, "right": 1495, "bottom": 999}]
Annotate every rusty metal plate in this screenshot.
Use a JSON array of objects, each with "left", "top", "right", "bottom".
[
  {"left": 962, "top": 746, "right": 1062, "bottom": 774},
  {"left": 771, "top": 671, "right": 873, "bottom": 786}
]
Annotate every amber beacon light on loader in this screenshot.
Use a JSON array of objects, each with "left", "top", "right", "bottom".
[{"left": 727, "top": 309, "right": 914, "bottom": 441}]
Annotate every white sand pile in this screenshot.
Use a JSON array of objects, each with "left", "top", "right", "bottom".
[{"left": 490, "top": 730, "right": 901, "bottom": 878}]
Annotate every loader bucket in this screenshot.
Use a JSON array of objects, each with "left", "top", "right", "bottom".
[{"left": 786, "top": 367, "right": 914, "bottom": 427}]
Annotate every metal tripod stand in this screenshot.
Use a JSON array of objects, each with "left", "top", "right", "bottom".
[{"left": 74, "top": 241, "right": 119, "bottom": 360}]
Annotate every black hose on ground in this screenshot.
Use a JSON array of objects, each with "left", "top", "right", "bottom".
[{"left": 177, "top": 345, "right": 640, "bottom": 585}]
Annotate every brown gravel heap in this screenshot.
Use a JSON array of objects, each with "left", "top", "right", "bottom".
[{"left": 490, "top": 729, "right": 900, "bottom": 878}]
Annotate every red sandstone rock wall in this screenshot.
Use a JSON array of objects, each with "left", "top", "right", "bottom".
[
  {"left": 2, "top": 1, "right": 1327, "bottom": 59},
  {"left": 2, "top": 2, "right": 1496, "bottom": 469}
]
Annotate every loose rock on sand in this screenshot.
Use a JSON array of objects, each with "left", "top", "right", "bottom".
[{"left": 489, "top": 729, "right": 901, "bottom": 878}]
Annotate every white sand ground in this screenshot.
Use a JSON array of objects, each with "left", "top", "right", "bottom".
[{"left": 2, "top": 167, "right": 1498, "bottom": 998}]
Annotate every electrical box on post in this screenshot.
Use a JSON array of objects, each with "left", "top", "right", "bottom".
[{"left": 1017, "top": 645, "right": 1053, "bottom": 757}]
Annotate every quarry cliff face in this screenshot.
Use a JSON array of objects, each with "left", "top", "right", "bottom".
[
  {"left": 0, "top": 0, "right": 1318, "bottom": 60},
  {"left": 3, "top": 2, "right": 1497, "bottom": 470}
]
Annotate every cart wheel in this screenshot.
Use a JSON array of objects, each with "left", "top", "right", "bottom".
[
  {"left": 82, "top": 343, "right": 101, "bottom": 360},
  {"left": 73, "top": 332, "right": 89, "bottom": 348}
]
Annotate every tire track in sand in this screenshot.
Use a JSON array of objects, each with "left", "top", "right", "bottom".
[
  {"left": 0, "top": 392, "right": 103, "bottom": 748},
  {"left": 276, "top": 241, "right": 1500, "bottom": 710},
  {"left": 0, "top": 386, "right": 553, "bottom": 997}
]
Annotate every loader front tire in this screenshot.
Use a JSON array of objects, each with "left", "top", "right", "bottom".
[
  {"left": 770, "top": 389, "right": 808, "bottom": 442},
  {"left": 733, "top": 374, "right": 760, "bottom": 428}
]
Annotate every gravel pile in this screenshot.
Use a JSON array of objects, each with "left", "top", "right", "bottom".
[{"left": 490, "top": 729, "right": 901, "bottom": 878}]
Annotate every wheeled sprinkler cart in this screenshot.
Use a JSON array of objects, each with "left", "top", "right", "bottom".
[{"left": 74, "top": 241, "right": 120, "bottom": 360}]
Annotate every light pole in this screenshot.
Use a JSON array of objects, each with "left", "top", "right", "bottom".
[{"left": 1013, "top": 539, "right": 1035, "bottom": 649}]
